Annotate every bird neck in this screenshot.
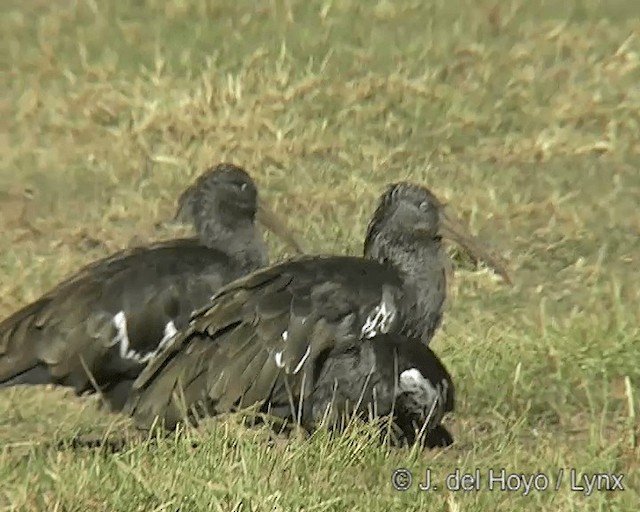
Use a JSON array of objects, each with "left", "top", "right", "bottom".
[
  {"left": 369, "top": 235, "right": 447, "bottom": 345},
  {"left": 198, "top": 220, "right": 269, "bottom": 272}
]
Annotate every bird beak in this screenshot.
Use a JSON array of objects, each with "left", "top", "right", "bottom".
[
  {"left": 256, "top": 200, "right": 306, "bottom": 254},
  {"left": 436, "top": 210, "right": 512, "bottom": 286}
]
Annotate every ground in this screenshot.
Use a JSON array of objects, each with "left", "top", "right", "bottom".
[{"left": 1, "top": 0, "right": 639, "bottom": 510}]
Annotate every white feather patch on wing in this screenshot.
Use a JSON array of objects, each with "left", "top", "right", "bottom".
[
  {"left": 274, "top": 350, "right": 285, "bottom": 368},
  {"left": 273, "top": 328, "right": 310, "bottom": 374},
  {"left": 399, "top": 368, "right": 438, "bottom": 399},
  {"left": 398, "top": 368, "right": 449, "bottom": 427},
  {"left": 361, "top": 289, "right": 397, "bottom": 339},
  {"left": 113, "top": 311, "right": 177, "bottom": 364},
  {"left": 157, "top": 321, "right": 178, "bottom": 351}
]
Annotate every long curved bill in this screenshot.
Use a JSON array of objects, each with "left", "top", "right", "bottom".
[
  {"left": 438, "top": 209, "right": 512, "bottom": 286},
  {"left": 256, "top": 199, "right": 306, "bottom": 254}
]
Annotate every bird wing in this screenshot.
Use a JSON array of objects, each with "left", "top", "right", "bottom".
[
  {"left": 127, "top": 255, "right": 406, "bottom": 430},
  {"left": 0, "top": 240, "right": 237, "bottom": 403},
  {"left": 385, "top": 336, "right": 455, "bottom": 444},
  {"left": 302, "top": 334, "right": 454, "bottom": 444}
]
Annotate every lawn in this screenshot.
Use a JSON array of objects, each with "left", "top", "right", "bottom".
[{"left": 1, "top": 0, "right": 639, "bottom": 510}]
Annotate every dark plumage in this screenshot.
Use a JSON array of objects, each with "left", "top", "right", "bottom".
[
  {"left": 126, "top": 182, "right": 509, "bottom": 445},
  {"left": 0, "top": 163, "right": 304, "bottom": 411},
  {"left": 269, "top": 334, "right": 456, "bottom": 448}
]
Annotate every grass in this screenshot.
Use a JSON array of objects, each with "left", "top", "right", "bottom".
[{"left": 1, "top": 0, "right": 639, "bottom": 509}]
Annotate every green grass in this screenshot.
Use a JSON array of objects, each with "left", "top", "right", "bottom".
[{"left": 1, "top": 0, "right": 639, "bottom": 510}]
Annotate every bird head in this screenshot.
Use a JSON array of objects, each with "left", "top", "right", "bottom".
[
  {"left": 174, "top": 163, "right": 305, "bottom": 254},
  {"left": 364, "top": 182, "right": 511, "bottom": 285}
]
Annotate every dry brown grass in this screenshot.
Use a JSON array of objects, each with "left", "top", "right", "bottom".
[{"left": 1, "top": 0, "right": 639, "bottom": 510}]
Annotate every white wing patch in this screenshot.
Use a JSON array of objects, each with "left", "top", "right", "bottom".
[
  {"left": 398, "top": 368, "right": 448, "bottom": 422},
  {"left": 274, "top": 331, "right": 288, "bottom": 368},
  {"left": 158, "top": 320, "right": 178, "bottom": 351},
  {"left": 399, "top": 368, "right": 438, "bottom": 400},
  {"left": 361, "top": 291, "right": 397, "bottom": 339},
  {"left": 273, "top": 329, "right": 310, "bottom": 374},
  {"left": 400, "top": 368, "right": 435, "bottom": 392},
  {"left": 113, "top": 311, "right": 132, "bottom": 359},
  {"left": 112, "top": 311, "right": 178, "bottom": 364}
]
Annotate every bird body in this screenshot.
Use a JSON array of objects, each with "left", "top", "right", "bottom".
[
  {"left": 131, "top": 324, "right": 456, "bottom": 447},
  {"left": 127, "top": 255, "right": 415, "bottom": 428},
  {"left": 0, "top": 241, "right": 250, "bottom": 405},
  {"left": 302, "top": 333, "right": 455, "bottom": 448},
  {"left": 0, "top": 164, "right": 303, "bottom": 410},
  {"left": 126, "top": 182, "right": 509, "bottom": 445}
]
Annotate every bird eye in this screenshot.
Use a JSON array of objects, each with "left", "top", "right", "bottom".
[
  {"left": 419, "top": 201, "right": 429, "bottom": 211},
  {"left": 239, "top": 182, "right": 248, "bottom": 192}
]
